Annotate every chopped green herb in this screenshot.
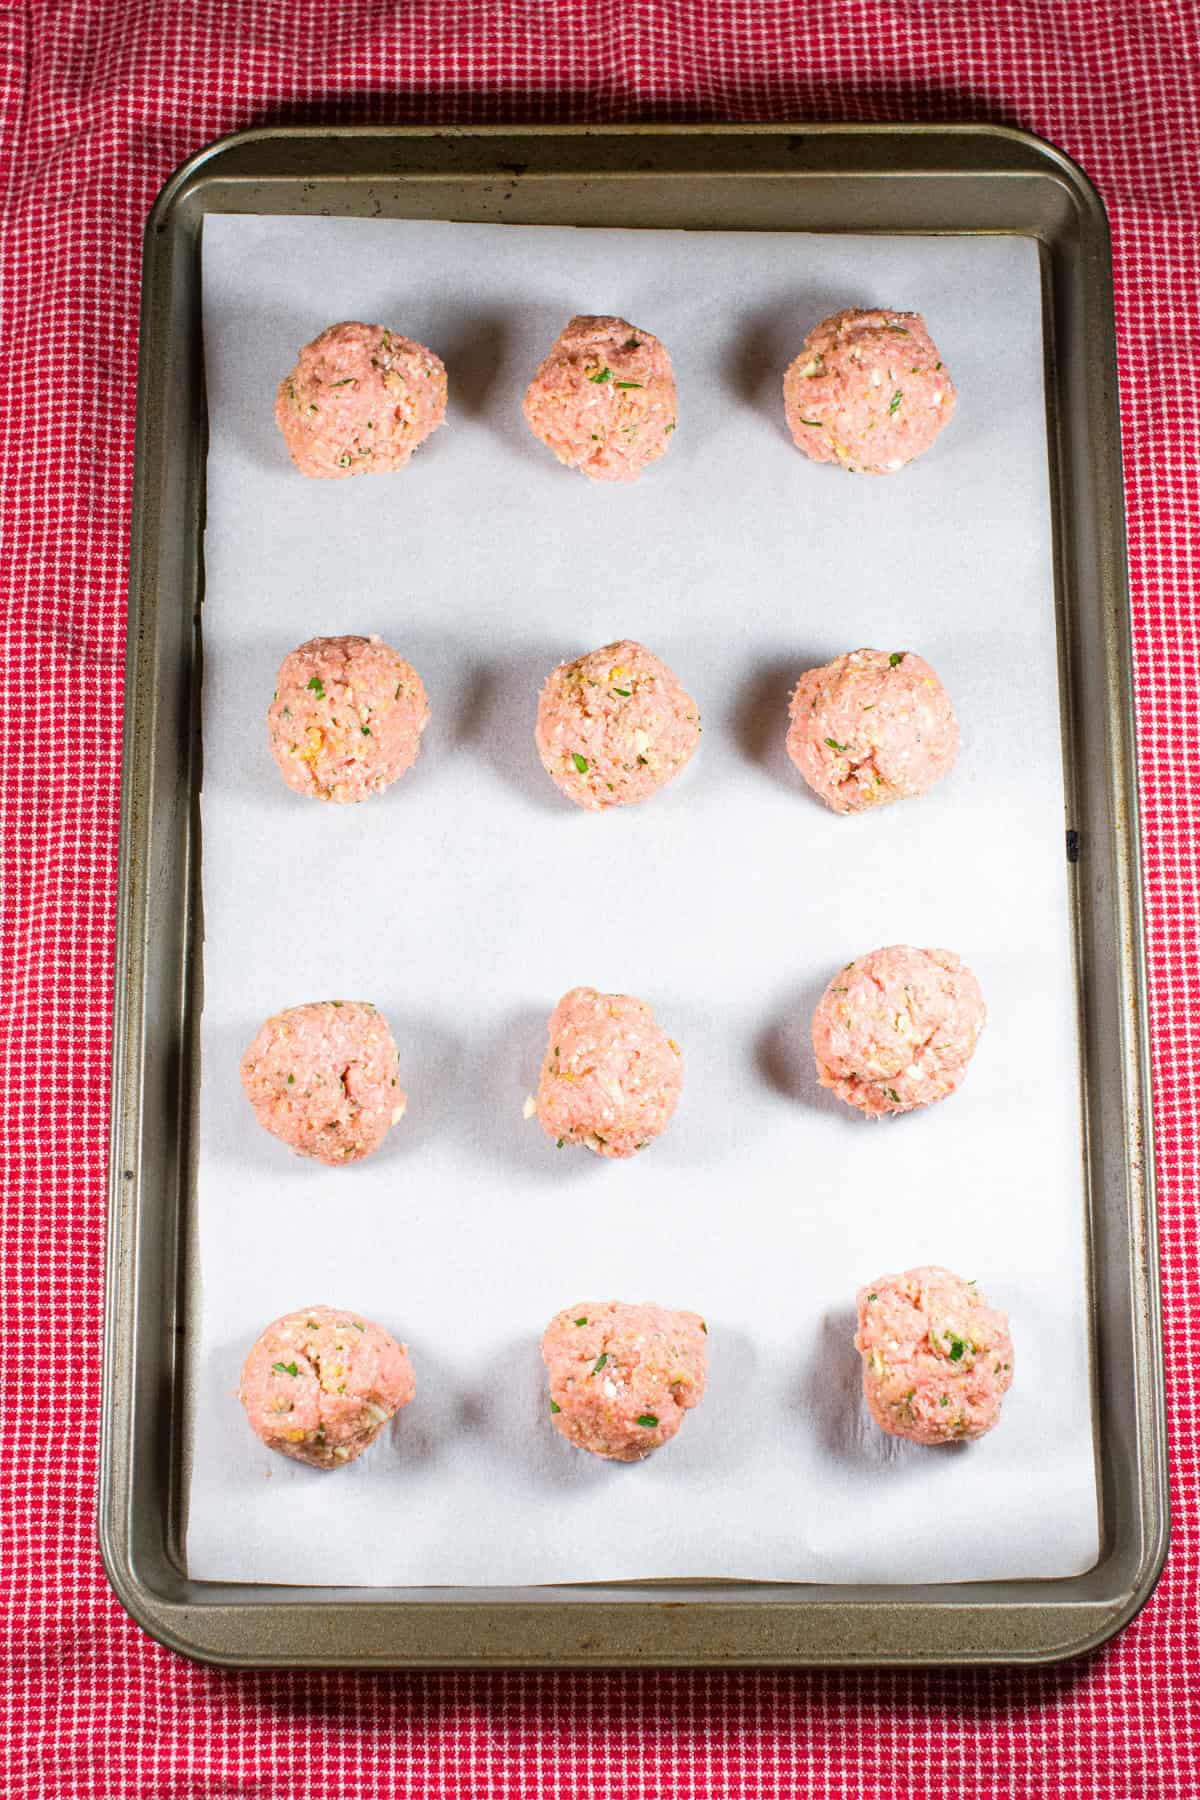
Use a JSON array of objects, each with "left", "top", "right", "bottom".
[
  {"left": 612, "top": 687, "right": 631, "bottom": 698},
  {"left": 885, "top": 324, "right": 909, "bottom": 334},
  {"left": 889, "top": 390, "right": 903, "bottom": 415},
  {"left": 623, "top": 337, "right": 642, "bottom": 350},
  {"left": 885, "top": 1087, "right": 901, "bottom": 1104},
  {"left": 556, "top": 1138, "right": 565, "bottom": 1149},
  {"left": 664, "top": 421, "right": 675, "bottom": 433},
  {"left": 592, "top": 1353, "right": 607, "bottom": 1374},
  {"left": 272, "top": 1361, "right": 299, "bottom": 1377},
  {"left": 589, "top": 366, "right": 612, "bottom": 384},
  {"left": 945, "top": 1332, "right": 966, "bottom": 1363},
  {"left": 550, "top": 1400, "right": 561, "bottom": 1413},
  {"left": 571, "top": 752, "right": 589, "bottom": 774},
  {"left": 574, "top": 1317, "right": 587, "bottom": 1327},
  {"left": 352, "top": 1322, "right": 365, "bottom": 1331},
  {"left": 331, "top": 1001, "right": 343, "bottom": 1007},
  {"left": 394, "top": 683, "right": 402, "bottom": 698},
  {"left": 614, "top": 380, "right": 643, "bottom": 389},
  {"left": 286, "top": 1073, "right": 294, "bottom": 1085},
  {"left": 868, "top": 1292, "right": 878, "bottom": 1301},
  {"left": 798, "top": 418, "right": 823, "bottom": 427},
  {"left": 307, "top": 676, "right": 325, "bottom": 697},
  {"left": 934, "top": 360, "right": 943, "bottom": 371},
  {"left": 361, "top": 724, "right": 371, "bottom": 737},
  {"left": 824, "top": 737, "right": 849, "bottom": 753},
  {"left": 366, "top": 420, "right": 374, "bottom": 429},
  {"left": 328, "top": 378, "right": 355, "bottom": 387},
  {"left": 636, "top": 753, "right": 648, "bottom": 765},
  {"left": 889, "top": 652, "right": 902, "bottom": 667},
  {"left": 940, "top": 1395, "right": 949, "bottom": 1407},
  {"left": 635, "top": 1414, "right": 659, "bottom": 1429}
]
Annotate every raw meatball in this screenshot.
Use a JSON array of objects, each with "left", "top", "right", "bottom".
[
  {"left": 522, "top": 315, "right": 677, "bottom": 482},
  {"left": 529, "top": 986, "right": 683, "bottom": 1158},
  {"left": 541, "top": 1300, "right": 708, "bottom": 1461},
  {"left": 239, "top": 1305, "right": 416, "bottom": 1469},
  {"left": 783, "top": 308, "right": 955, "bottom": 473},
  {"left": 535, "top": 639, "right": 700, "bottom": 811},
  {"left": 267, "top": 634, "right": 430, "bottom": 804},
  {"left": 787, "top": 648, "right": 959, "bottom": 813},
  {"left": 855, "top": 1266, "right": 1014, "bottom": 1445},
  {"left": 275, "top": 321, "right": 447, "bottom": 479},
  {"left": 240, "top": 1001, "right": 406, "bottom": 1164},
  {"left": 812, "top": 946, "right": 985, "bottom": 1118}
]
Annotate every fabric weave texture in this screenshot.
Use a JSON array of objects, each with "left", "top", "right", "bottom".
[{"left": 1, "top": 3, "right": 1196, "bottom": 1796}]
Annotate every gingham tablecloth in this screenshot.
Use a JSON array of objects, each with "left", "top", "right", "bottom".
[{"left": 2, "top": 4, "right": 1196, "bottom": 1795}]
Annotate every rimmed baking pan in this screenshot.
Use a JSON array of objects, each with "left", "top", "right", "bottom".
[{"left": 101, "top": 124, "right": 1167, "bottom": 1666}]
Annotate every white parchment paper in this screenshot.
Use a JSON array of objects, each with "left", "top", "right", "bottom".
[{"left": 187, "top": 214, "right": 1099, "bottom": 1586}]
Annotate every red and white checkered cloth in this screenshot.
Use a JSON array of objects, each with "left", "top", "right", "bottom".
[{"left": 2, "top": 3, "right": 1196, "bottom": 1794}]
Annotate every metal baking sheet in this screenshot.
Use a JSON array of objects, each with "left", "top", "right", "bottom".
[{"left": 101, "top": 124, "right": 1167, "bottom": 1666}]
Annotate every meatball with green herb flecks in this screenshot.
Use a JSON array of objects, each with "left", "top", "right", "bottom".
[
  {"left": 527, "top": 986, "right": 684, "bottom": 1158},
  {"left": 523, "top": 315, "right": 677, "bottom": 482},
  {"left": 541, "top": 1299, "right": 708, "bottom": 1461},
  {"left": 855, "top": 1266, "right": 1013, "bottom": 1444},
  {"left": 783, "top": 309, "right": 955, "bottom": 473},
  {"left": 268, "top": 634, "right": 429, "bottom": 804},
  {"left": 787, "top": 648, "right": 959, "bottom": 813},
  {"left": 240, "top": 1000, "right": 406, "bottom": 1164},
  {"left": 275, "top": 320, "right": 447, "bottom": 478},
  {"left": 812, "top": 945, "right": 985, "bottom": 1117},
  {"left": 239, "top": 1305, "right": 416, "bottom": 1468},
  {"left": 535, "top": 639, "right": 699, "bottom": 811}
]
